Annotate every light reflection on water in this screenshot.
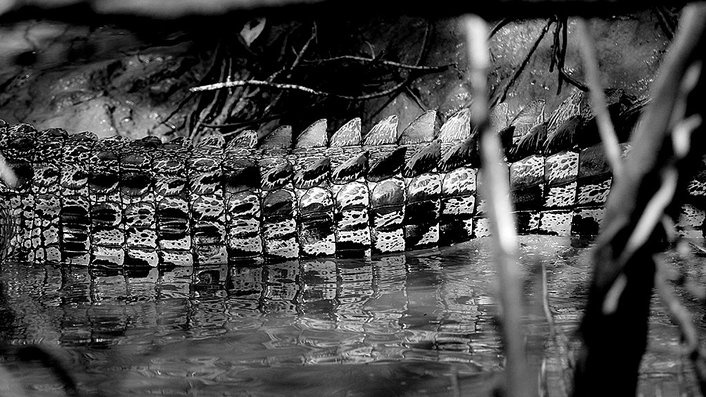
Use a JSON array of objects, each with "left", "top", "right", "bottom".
[{"left": 0, "top": 236, "right": 698, "bottom": 396}]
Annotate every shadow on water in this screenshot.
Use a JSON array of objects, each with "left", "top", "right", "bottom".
[{"left": 0, "top": 235, "right": 697, "bottom": 396}]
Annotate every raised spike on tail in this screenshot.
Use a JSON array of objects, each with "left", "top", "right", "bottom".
[
  {"left": 439, "top": 108, "right": 471, "bottom": 143},
  {"left": 260, "top": 125, "right": 293, "bottom": 149},
  {"left": 330, "top": 118, "right": 361, "bottom": 147},
  {"left": 363, "top": 115, "right": 399, "bottom": 146},
  {"left": 368, "top": 147, "right": 407, "bottom": 182},
  {"left": 439, "top": 135, "right": 479, "bottom": 172},
  {"left": 404, "top": 140, "right": 441, "bottom": 178},
  {"left": 293, "top": 157, "right": 331, "bottom": 189},
  {"left": 331, "top": 151, "right": 368, "bottom": 183},
  {"left": 296, "top": 119, "right": 328, "bottom": 148},
  {"left": 229, "top": 130, "right": 259, "bottom": 148},
  {"left": 398, "top": 110, "right": 437, "bottom": 145}
]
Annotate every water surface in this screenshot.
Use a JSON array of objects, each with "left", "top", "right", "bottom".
[{"left": 0, "top": 236, "right": 700, "bottom": 396}]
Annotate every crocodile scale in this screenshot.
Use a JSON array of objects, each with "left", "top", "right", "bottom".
[{"left": 1, "top": 89, "right": 705, "bottom": 268}]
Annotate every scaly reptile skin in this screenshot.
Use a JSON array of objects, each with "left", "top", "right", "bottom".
[{"left": 0, "top": 89, "right": 701, "bottom": 268}]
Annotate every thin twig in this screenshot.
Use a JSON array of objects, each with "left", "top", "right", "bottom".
[
  {"left": 549, "top": 16, "right": 560, "bottom": 72},
  {"left": 261, "top": 22, "right": 319, "bottom": 117},
  {"left": 654, "top": 6, "right": 676, "bottom": 40},
  {"left": 557, "top": 68, "right": 589, "bottom": 92},
  {"left": 492, "top": 18, "right": 552, "bottom": 106},
  {"left": 465, "top": 14, "right": 531, "bottom": 397},
  {"left": 189, "top": 47, "right": 232, "bottom": 140},
  {"left": 576, "top": 18, "right": 623, "bottom": 177},
  {"left": 287, "top": 23, "right": 317, "bottom": 77},
  {"left": 489, "top": 17, "right": 513, "bottom": 38},
  {"left": 405, "top": 86, "right": 428, "bottom": 111},
  {"left": 191, "top": 78, "right": 409, "bottom": 100},
  {"left": 550, "top": 17, "right": 589, "bottom": 93},
  {"left": 158, "top": 92, "right": 196, "bottom": 128},
  {"left": 369, "top": 21, "right": 432, "bottom": 121},
  {"left": 194, "top": 22, "right": 319, "bottom": 134},
  {"left": 302, "top": 54, "right": 454, "bottom": 71},
  {"left": 558, "top": 17, "right": 568, "bottom": 93},
  {"left": 194, "top": 23, "right": 432, "bottom": 103}
]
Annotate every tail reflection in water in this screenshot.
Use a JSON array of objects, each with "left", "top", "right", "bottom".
[{"left": 0, "top": 236, "right": 580, "bottom": 396}]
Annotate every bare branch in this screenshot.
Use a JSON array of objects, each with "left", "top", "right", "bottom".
[
  {"left": 303, "top": 55, "right": 455, "bottom": 71},
  {"left": 557, "top": 67, "right": 589, "bottom": 92},
  {"left": 368, "top": 21, "right": 432, "bottom": 121},
  {"left": 191, "top": 78, "right": 408, "bottom": 100},
  {"left": 574, "top": 4, "right": 706, "bottom": 395},
  {"left": 260, "top": 22, "right": 319, "bottom": 119}
]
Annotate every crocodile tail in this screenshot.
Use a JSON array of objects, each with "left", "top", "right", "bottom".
[{"left": 3, "top": 89, "right": 699, "bottom": 267}]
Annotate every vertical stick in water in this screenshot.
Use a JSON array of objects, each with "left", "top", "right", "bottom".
[
  {"left": 574, "top": 4, "right": 706, "bottom": 395},
  {"left": 463, "top": 15, "right": 531, "bottom": 397}
]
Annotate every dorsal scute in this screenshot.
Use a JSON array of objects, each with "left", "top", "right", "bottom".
[
  {"left": 228, "top": 130, "right": 258, "bottom": 149},
  {"left": 509, "top": 99, "right": 546, "bottom": 145},
  {"left": 196, "top": 132, "right": 225, "bottom": 149},
  {"left": 293, "top": 157, "right": 331, "bottom": 189},
  {"left": 260, "top": 125, "right": 293, "bottom": 149},
  {"left": 398, "top": 110, "right": 437, "bottom": 145},
  {"left": 368, "top": 146, "right": 407, "bottom": 182},
  {"left": 329, "top": 118, "right": 361, "bottom": 147},
  {"left": 261, "top": 160, "right": 294, "bottom": 191},
  {"left": 168, "top": 136, "right": 187, "bottom": 145},
  {"left": 8, "top": 123, "right": 38, "bottom": 138},
  {"left": 72, "top": 130, "right": 99, "bottom": 142},
  {"left": 544, "top": 115, "right": 583, "bottom": 155},
  {"left": 100, "top": 135, "right": 127, "bottom": 144},
  {"left": 163, "top": 136, "right": 191, "bottom": 152},
  {"left": 296, "top": 119, "right": 328, "bottom": 148},
  {"left": 498, "top": 125, "right": 515, "bottom": 154},
  {"left": 38, "top": 128, "right": 69, "bottom": 140},
  {"left": 439, "top": 135, "right": 477, "bottom": 172},
  {"left": 508, "top": 122, "right": 547, "bottom": 162},
  {"left": 403, "top": 139, "right": 441, "bottom": 178},
  {"left": 546, "top": 88, "right": 588, "bottom": 135},
  {"left": 137, "top": 135, "right": 164, "bottom": 149},
  {"left": 439, "top": 108, "right": 471, "bottom": 144},
  {"left": 331, "top": 150, "right": 368, "bottom": 182},
  {"left": 363, "top": 115, "right": 399, "bottom": 146}
]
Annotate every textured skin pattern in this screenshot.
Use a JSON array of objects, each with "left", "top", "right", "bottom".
[{"left": 1, "top": 89, "right": 704, "bottom": 267}]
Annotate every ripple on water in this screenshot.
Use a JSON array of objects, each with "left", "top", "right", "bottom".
[{"left": 0, "top": 235, "right": 701, "bottom": 395}]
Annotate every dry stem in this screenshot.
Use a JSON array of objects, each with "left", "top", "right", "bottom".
[{"left": 464, "top": 14, "right": 531, "bottom": 397}]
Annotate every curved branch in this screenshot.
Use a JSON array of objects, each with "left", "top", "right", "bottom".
[
  {"left": 489, "top": 17, "right": 513, "bottom": 38},
  {"left": 302, "top": 55, "right": 455, "bottom": 71},
  {"left": 191, "top": 78, "right": 409, "bottom": 100}
]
